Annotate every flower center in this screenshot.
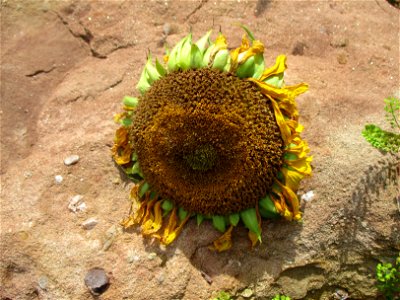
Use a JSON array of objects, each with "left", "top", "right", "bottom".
[{"left": 184, "top": 144, "right": 217, "bottom": 171}]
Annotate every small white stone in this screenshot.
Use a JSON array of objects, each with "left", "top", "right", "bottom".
[
  {"left": 301, "top": 190, "right": 315, "bottom": 202},
  {"left": 68, "top": 195, "right": 86, "bottom": 212},
  {"left": 64, "top": 155, "right": 80, "bottom": 166},
  {"left": 82, "top": 217, "right": 98, "bottom": 229},
  {"left": 38, "top": 275, "right": 48, "bottom": 290},
  {"left": 55, "top": 175, "right": 63, "bottom": 184}
]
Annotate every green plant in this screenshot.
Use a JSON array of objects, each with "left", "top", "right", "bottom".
[
  {"left": 212, "top": 291, "right": 232, "bottom": 300},
  {"left": 362, "top": 95, "right": 400, "bottom": 153},
  {"left": 272, "top": 295, "right": 291, "bottom": 300},
  {"left": 376, "top": 253, "right": 400, "bottom": 299}
]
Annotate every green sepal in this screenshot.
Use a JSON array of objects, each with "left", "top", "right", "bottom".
[
  {"left": 259, "top": 195, "right": 279, "bottom": 219},
  {"left": 136, "top": 67, "right": 151, "bottom": 95},
  {"left": 212, "top": 215, "right": 226, "bottom": 233},
  {"left": 240, "top": 208, "right": 261, "bottom": 241},
  {"left": 161, "top": 199, "right": 173, "bottom": 212},
  {"left": 122, "top": 96, "right": 139, "bottom": 108},
  {"left": 178, "top": 207, "right": 189, "bottom": 221},
  {"left": 229, "top": 213, "right": 240, "bottom": 226},
  {"left": 167, "top": 35, "right": 186, "bottom": 72},
  {"left": 196, "top": 214, "right": 204, "bottom": 226},
  {"left": 120, "top": 118, "right": 132, "bottom": 127},
  {"left": 283, "top": 152, "right": 298, "bottom": 161},
  {"left": 155, "top": 58, "right": 167, "bottom": 77},
  {"left": 138, "top": 182, "right": 150, "bottom": 198},
  {"left": 264, "top": 73, "right": 284, "bottom": 88},
  {"left": 177, "top": 33, "right": 193, "bottom": 70},
  {"left": 131, "top": 152, "right": 138, "bottom": 162},
  {"left": 131, "top": 161, "right": 143, "bottom": 177},
  {"left": 252, "top": 53, "right": 265, "bottom": 79},
  {"left": 201, "top": 44, "right": 214, "bottom": 67},
  {"left": 212, "top": 49, "right": 230, "bottom": 71},
  {"left": 236, "top": 56, "right": 255, "bottom": 79},
  {"left": 239, "top": 24, "right": 256, "bottom": 41},
  {"left": 195, "top": 29, "right": 212, "bottom": 54},
  {"left": 145, "top": 55, "right": 161, "bottom": 84},
  {"left": 190, "top": 44, "right": 203, "bottom": 69}
]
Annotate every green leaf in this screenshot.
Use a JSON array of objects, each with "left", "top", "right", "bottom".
[{"left": 155, "top": 58, "right": 167, "bottom": 77}]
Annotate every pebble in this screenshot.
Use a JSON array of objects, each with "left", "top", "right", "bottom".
[
  {"left": 38, "top": 275, "right": 48, "bottom": 290},
  {"left": 127, "top": 249, "right": 140, "bottom": 263},
  {"left": 147, "top": 252, "right": 157, "bottom": 260},
  {"left": 301, "top": 190, "right": 315, "bottom": 202},
  {"left": 55, "top": 175, "right": 63, "bottom": 184},
  {"left": 68, "top": 195, "right": 86, "bottom": 213},
  {"left": 241, "top": 288, "right": 254, "bottom": 298},
  {"left": 84, "top": 268, "right": 110, "bottom": 296},
  {"left": 82, "top": 217, "right": 98, "bottom": 230},
  {"left": 64, "top": 155, "right": 80, "bottom": 166}
]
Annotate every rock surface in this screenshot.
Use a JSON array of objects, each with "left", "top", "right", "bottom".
[{"left": 1, "top": 0, "right": 399, "bottom": 299}]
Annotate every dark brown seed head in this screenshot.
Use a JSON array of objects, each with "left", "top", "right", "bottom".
[{"left": 132, "top": 68, "right": 283, "bottom": 215}]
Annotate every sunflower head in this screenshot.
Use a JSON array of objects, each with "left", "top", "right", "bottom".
[{"left": 114, "top": 26, "right": 312, "bottom": 252}]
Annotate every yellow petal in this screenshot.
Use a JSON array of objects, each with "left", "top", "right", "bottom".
[
  {"left": 237, "top": 40, "right": 264, "bottom": 64},
  {"left": 142, "top": 200, "right": 163, "bottom": 235},
  {"left": 269, "top": 96, "right": 291, "bottom": 144},
  {"left": 248, "top": 204, "right": 262, "bottom": 248},
  {"left": 249, "top": 78, "right": 308, "bottom": 104},
  {"left": 274, "top": 180, "right": 301, "bottom": 220},
  {"left": 210, "top": 225, "right": 234, "bottom": 252},
  {"left": 260, "top": 54, "right": 287, "bottom": 81},
  {"left": 287, "top": 156, "right": 313, "bottom": 176},
  {"left": 162, "top": 210, "right": 190, "bottom": 246},
  {"left": 281, "top": 166, "right": 304, "bottom": 191}
]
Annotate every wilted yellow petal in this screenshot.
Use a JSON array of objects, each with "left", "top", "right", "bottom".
[
  {"left": 281, "top": 167, "right": 303, "bottom": 191},
  {"left": 237, "top": 40, "right": 264, "bottom": 64},
  {"left": 260, "top": 54, "right": 287, "bottom": 81},
  {"left": 211, "top": 225, "right": 234, "bottom": 252},
  {"left": 142, "top": 200, "right": 163, "bottom": 235},
  {"left": 269, "top": 97, "right": 291, "bottom": 144}
]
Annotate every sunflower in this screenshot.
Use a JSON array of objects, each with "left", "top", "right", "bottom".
[{"left": 113, "top": 26, "right": 312, "bottom": 252}]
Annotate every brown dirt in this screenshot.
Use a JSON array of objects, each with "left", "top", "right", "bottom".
[{"left": 1, "top": 0, "right": 399, "bottom": 299}]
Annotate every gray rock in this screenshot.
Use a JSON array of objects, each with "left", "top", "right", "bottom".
[
  {"left": 84, "top": 267, "right": 110, "bottom": 296},
  {"left": 64, "top": 155, "right": 80, "bottom": 166},
  {"left": 81, "top": 217, "right": 98, "bottom": 229}
]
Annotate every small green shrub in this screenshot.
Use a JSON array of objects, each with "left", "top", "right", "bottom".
[
  {"left": 376, "top": 253, "right": 400, "bottom": 299},
  {"left": 272, "top": 295, "right": 291, "bottom": 300},
  {"left": 212, "top": 291, "right": 232, "bottom": 300},
  {"left": 362, "top": 95, "right": 400, "bottom": 153}
]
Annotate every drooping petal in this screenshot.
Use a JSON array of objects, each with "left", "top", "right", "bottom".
[
  {"left": 211, "top": 225, "right": 234, "bottom": 252},
  {"left": 260, "top": 54, "right": 287, "bottom": 81},
  {"left": 142, "top": 200, "right": 163, "bottom": 235}
]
